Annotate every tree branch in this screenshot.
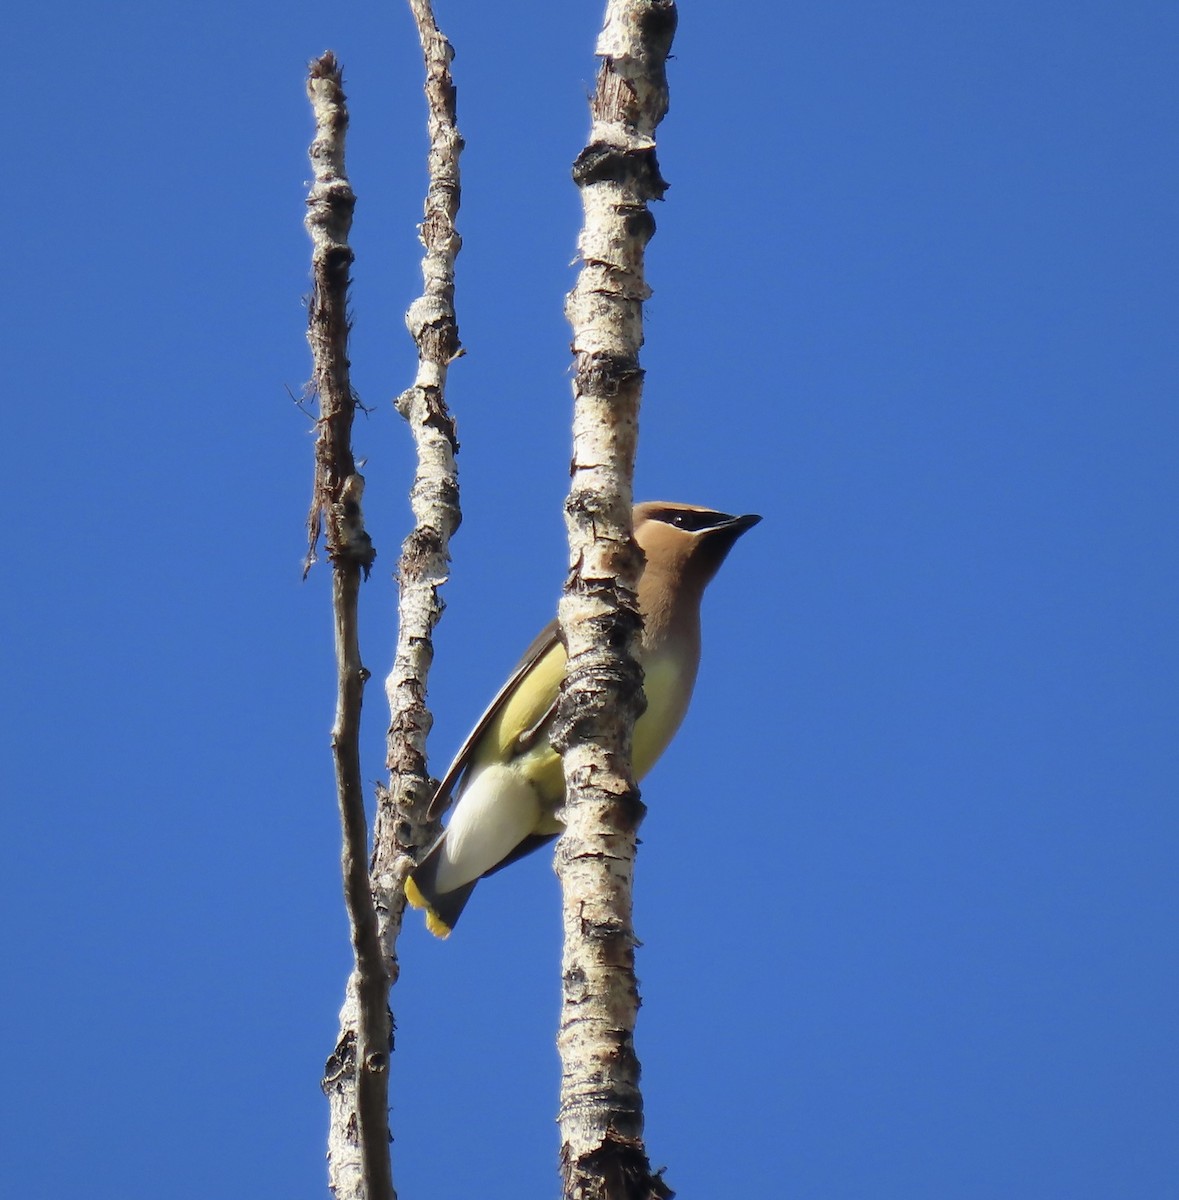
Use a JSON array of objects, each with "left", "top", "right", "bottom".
[
  {"left": 369, "top": 0, "right": 464, "bottom": 973},
  {"left": 553, "top": 3, "right": 677, "bottom": 1199},
  {"left": 304, "top": 52, "right": 393, "bottom": 1200}
]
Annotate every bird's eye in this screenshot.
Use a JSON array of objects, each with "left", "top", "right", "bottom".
[{"left": 659, "top": 509, "right": 728, "bottom": 532}]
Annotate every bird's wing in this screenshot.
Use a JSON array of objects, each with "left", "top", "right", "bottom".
[{"left": 427, "top": 618, "right": 564, "bottom": 820}]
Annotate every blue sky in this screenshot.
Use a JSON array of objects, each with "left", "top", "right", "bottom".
[{"left": 3, "top": 2, "right": 1177, "bottom": 1197}]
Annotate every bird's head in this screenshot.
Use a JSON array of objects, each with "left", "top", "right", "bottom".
[{"left": 633, "top": 501, "right": 762, "bottom": 596}]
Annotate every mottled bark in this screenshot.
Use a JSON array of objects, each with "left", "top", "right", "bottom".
[
  {"left": 370, "top": 0, "right": 463, "bottom": 971},
  {"left": 552, "top": 3, "right": 677, "bottom": 1199},
  {"left": 304, "top": 52, "right": 392, "bottom": 1200},
  {"left": 317, "top": 6, "right": 463, "bottom": 1194}
]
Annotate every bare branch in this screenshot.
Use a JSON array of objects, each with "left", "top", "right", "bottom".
[
  {"left": 553, "top": 3, "right": 677, "bottom": 1198},
  {"left": 303, "top": 54, "right": 373, "bottom": 581},
  {"left": 304, "top": 51, "right": 392, "bottom": 1200},
  {"left": 369, "top": 0, "right": 464, "bottom": 969}
]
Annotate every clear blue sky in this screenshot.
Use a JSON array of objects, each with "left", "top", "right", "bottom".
[{"left": 4, "top": 2, "right": 1176, "bottom": 1197}]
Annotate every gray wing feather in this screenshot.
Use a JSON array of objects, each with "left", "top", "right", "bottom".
[{"left": 427, "top": 618, "right": 562, "bottom": 820}]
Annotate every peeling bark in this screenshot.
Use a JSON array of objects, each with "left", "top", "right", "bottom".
[
  {"left": 315, "top": 6, "right": 463, "bottom": 1194},
  {"left": 304, "top": 52, "right": 393, "bottom": 1200},
  {"left": 369, "top": 0, "right": 464, "bottom": 975},
  {"left": 554, "top": 4, "right": 677, "bottom": 1199}
]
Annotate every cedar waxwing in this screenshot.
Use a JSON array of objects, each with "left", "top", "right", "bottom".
[{"left": 405, "top": 501, "right": 761, "bottom": 937}]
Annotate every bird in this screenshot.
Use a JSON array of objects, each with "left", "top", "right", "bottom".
[{"left": 405, "top": 501, "right": 761, "bottom": 937}]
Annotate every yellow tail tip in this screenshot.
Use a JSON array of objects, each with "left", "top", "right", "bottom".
[
  {"left": 424, "top": 911, "right": 452, "bottom": 939},
  {"left": 404, "top": 875, "right": 428, "bottom": 911},
  {"left": 404, "top": 875, "right": 452, "bottom": 939}
]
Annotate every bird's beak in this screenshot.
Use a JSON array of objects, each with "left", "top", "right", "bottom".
[
  {"left": 696, "top": 512, "right": 762, "bottom": 564},
  {"left": 720, "top": 512, "right": 762, "bottom": 536}
]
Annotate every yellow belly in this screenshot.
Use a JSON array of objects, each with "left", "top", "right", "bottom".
[{"left": 472, "top": 643, "right": 693, "bottom": 830}]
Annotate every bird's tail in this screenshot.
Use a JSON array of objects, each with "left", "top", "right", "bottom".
[{"left": 405, "top": 834, "right": 477, "bottom": 938}]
